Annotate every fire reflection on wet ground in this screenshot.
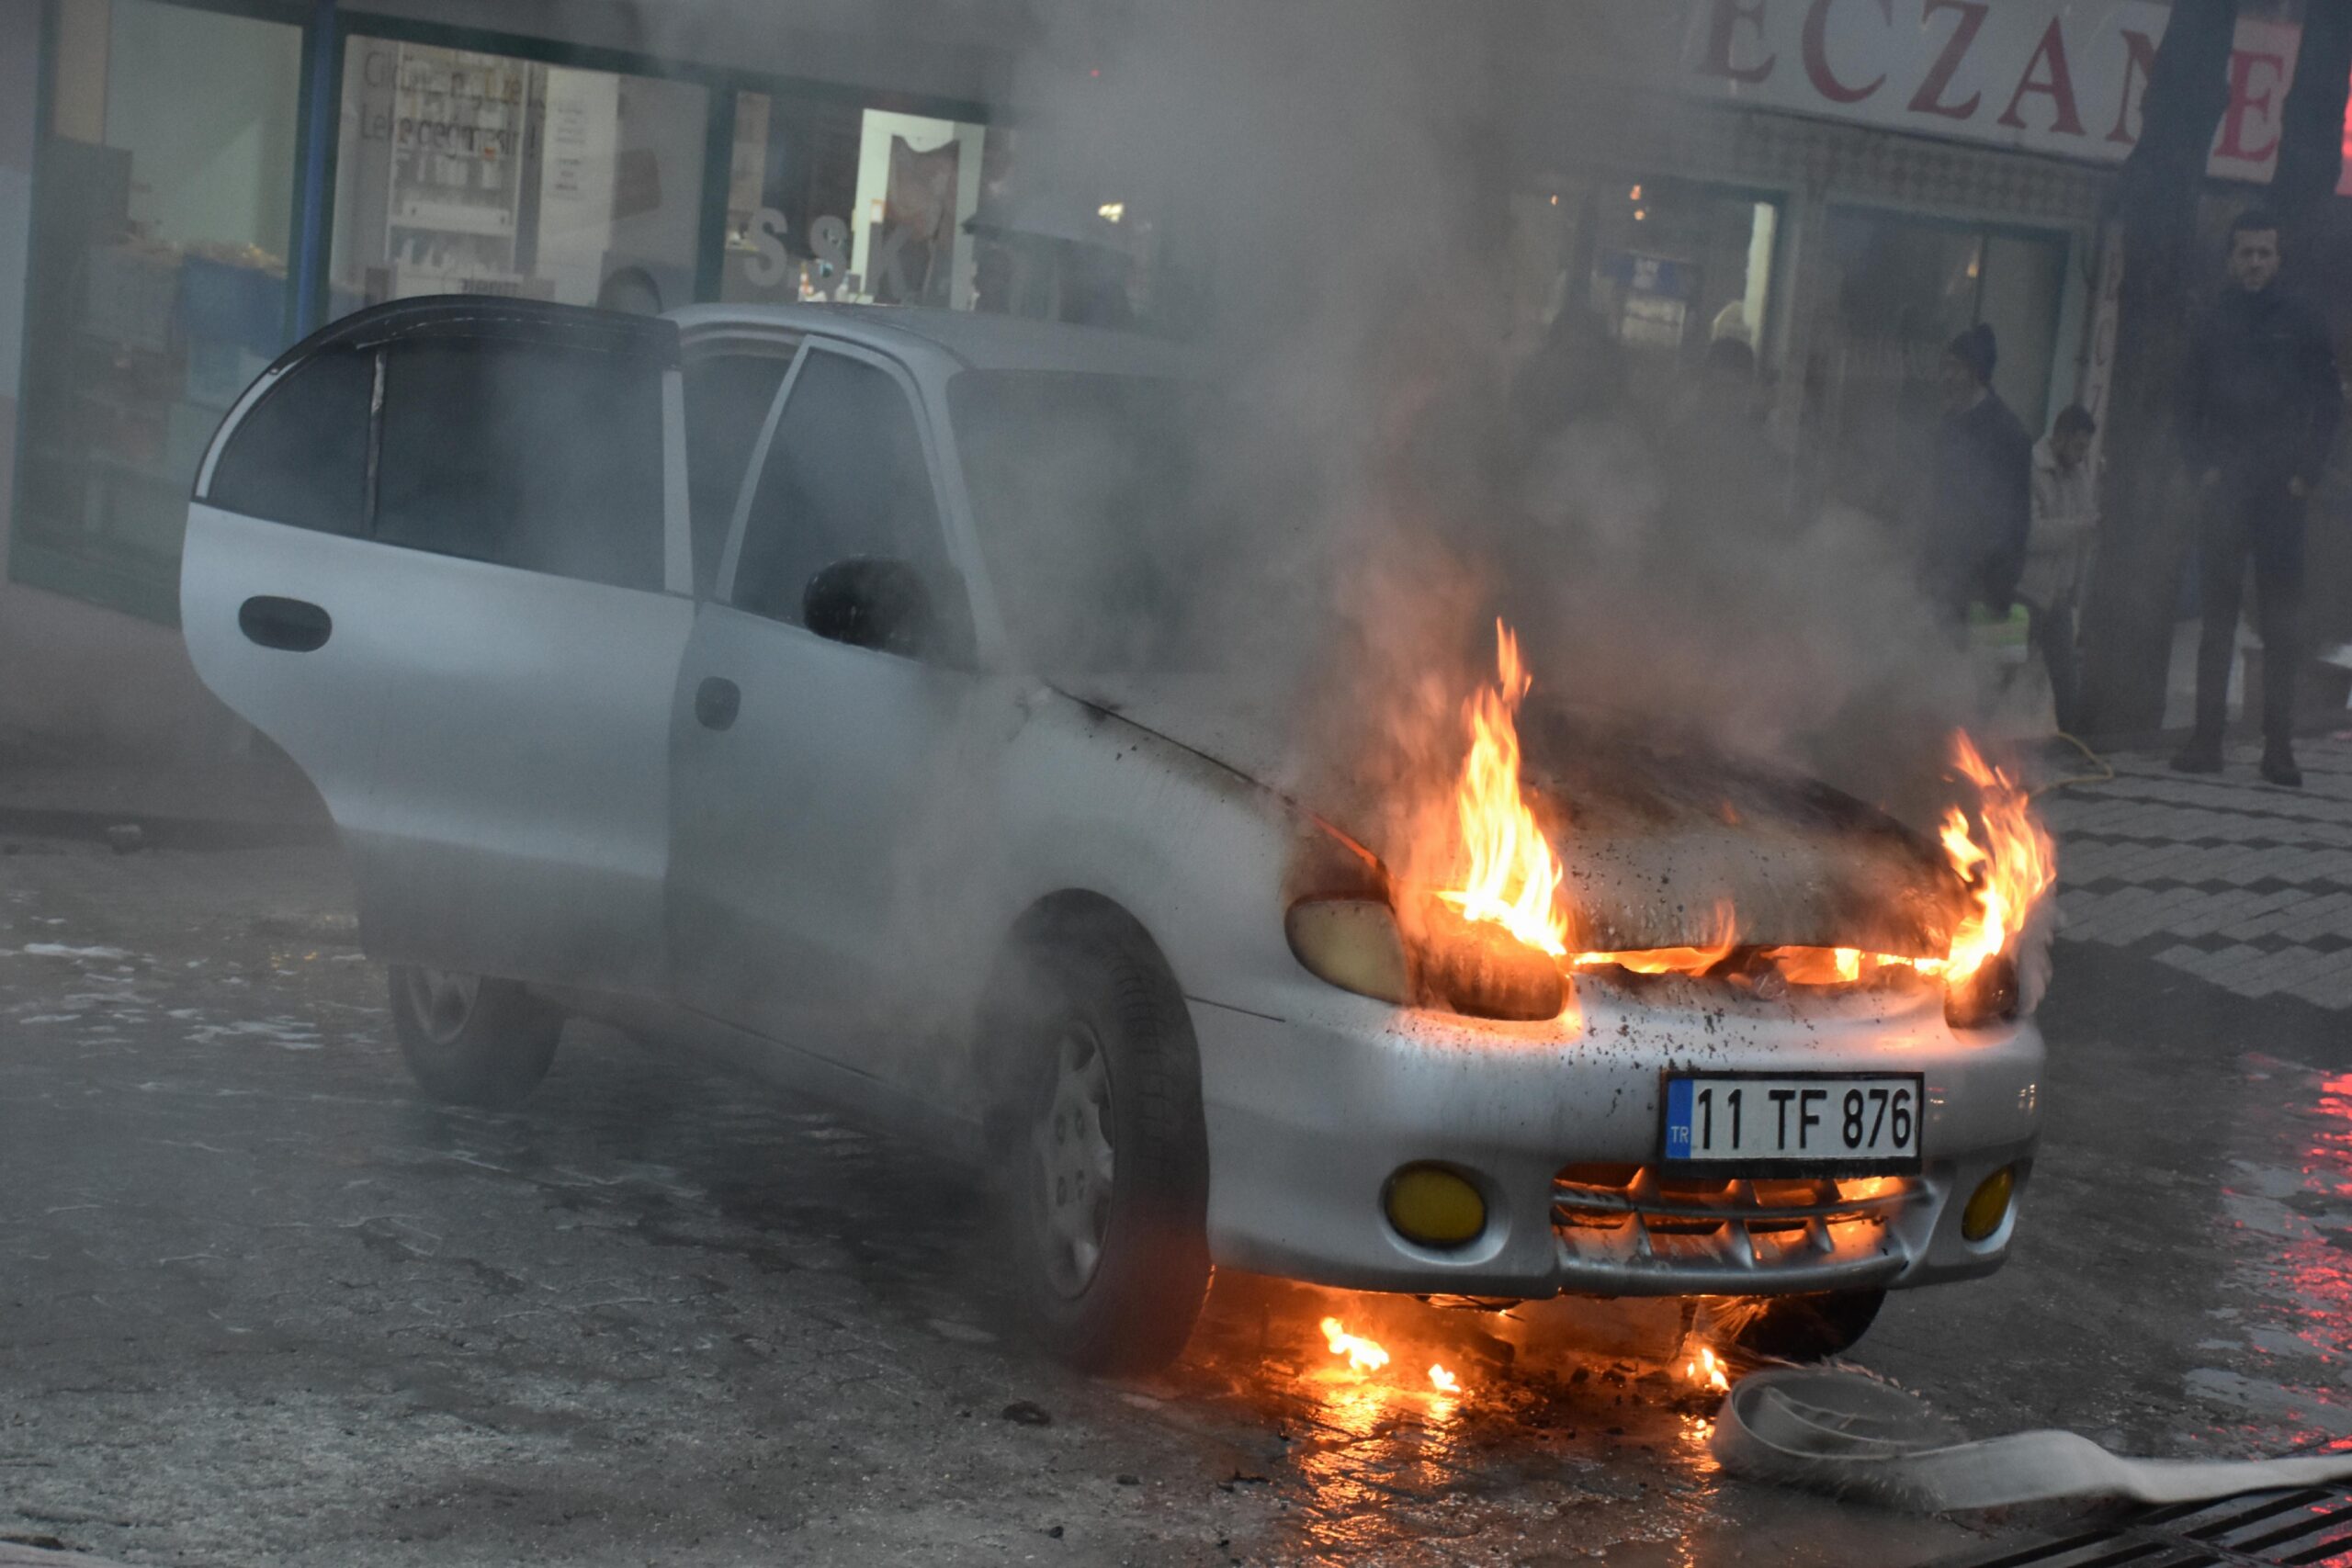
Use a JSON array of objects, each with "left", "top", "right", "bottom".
[
  {"left": 2210, "top": 1060, "right": 2352, "bottom": 1453},
  {"left": 1148, "top": 1274, "right": 1738, "bottom": 1562}
]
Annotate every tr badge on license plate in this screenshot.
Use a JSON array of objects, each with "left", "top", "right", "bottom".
[{"left": 1662, "top": 1073, "right": 1923, "bottom": 1172}]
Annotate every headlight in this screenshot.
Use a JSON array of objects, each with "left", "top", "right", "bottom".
[
  {"left": 1285, "top": 898, "right": 1413, "bottom": 1006},
  {"left": 1286, "top": 897, "right": 1566, "bottom": 1022},
  {"left": 1943, "top": 953, "right": 2019, "bottom": 1030}
]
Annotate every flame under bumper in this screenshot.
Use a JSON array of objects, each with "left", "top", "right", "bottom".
[{"left": 1190, "top": 983, "right": 2041, "bottom": 1301}]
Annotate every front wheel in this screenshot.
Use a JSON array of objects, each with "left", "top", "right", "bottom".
[
  {"left": 388, "top": 964, "right": 562, "bottom": 1110},
  {"left": 997, "top": 918, "right": 1212, "bottom": 1375}
]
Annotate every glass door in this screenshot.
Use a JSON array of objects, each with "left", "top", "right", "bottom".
[
  {"left": 14, "top": 0, "right": 304, "bottom": 622},
  {"left": 329, "top": 38, "right": 709, "bottom": 319}
]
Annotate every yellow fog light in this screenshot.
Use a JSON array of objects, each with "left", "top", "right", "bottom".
[
  {"left": 1962, "top": 1166, "right": 2016, "bottom": 1242},
  {"left": 1385, "top": 1165, "right": 1487, "bottom": 1248}
]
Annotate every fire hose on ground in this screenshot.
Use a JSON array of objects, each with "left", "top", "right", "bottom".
[{"left": 1710, "top": 1367, "right": 2352, "bottom": 1510}]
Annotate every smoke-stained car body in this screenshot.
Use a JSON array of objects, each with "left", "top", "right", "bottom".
[{"left": 180, "top": 298, "right": 2043, "bottom": 1371}]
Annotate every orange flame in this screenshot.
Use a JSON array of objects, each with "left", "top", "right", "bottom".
[
  {"left": 1577, "top": 899, "right": 1739, "bottom": 977},
  {"left": 1760, "top": 946, "right": 1866, "bottom": 986},
  {"left": 1930, "top": 734, "right": 2057, "bottom": 989},
  {"left": 1428, "top": 1364, "right": 1461, "bottom": 1393},
  {"left": 1425, "top": 627, "right": 2053, "bottom": 1001},
  {"left": 1320, "top": 1317, "right": 1391, "bottom": 1374},
  {"left": 1436, "top": 622, "right": 1570, "bottom": 958},
  {"left": 1686, "top": 1344, "right": 1732, "bottom": 1394}
]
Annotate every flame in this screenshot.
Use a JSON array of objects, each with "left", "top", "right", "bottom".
[
  {"left": 1686, "top": 1344, "right": 1732, "bottom": 1394},
  {"left": 1436, "top": 622, "right": 1570, "bottom": 958},
  {"left": 1930, "top": 734, "right": 2057, "bottom": 989},
  {"left": 1428, "top": 1364, "right": 1460, "bottom": 1393},
  {"left": 1320, "top": 1317, "right": 1391, "bottom": 1374},
  {"left": 1760, "top": 946, "right": 1865, "bottom": 986},
  {"left": 1423, "top": 628, "right": 2052, "bottom": 999},
  {"left": 1577, "top": 899, "right": 1738, "bottom": 976}
]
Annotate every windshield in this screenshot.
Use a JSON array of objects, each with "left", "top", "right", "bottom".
[{"left": 949, "top": 369, "right": 1207, "bottom": 673}]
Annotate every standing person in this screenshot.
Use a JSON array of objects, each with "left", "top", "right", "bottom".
[
  {"left": 2173, "top": 209, "right": 2344, "bottom": 787},
  {"left": 1926, "top": 322, "right": 2033, "bottom": 626},
  {"left": 2023, "top": 405, "right": 2100, "bottom": 733},
  {"left": 1662, "top": 336, "right": 1792, "bottom": 545}
]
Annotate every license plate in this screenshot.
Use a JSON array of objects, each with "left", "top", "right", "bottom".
[{"left": 1661, "top": 1074, "right": 1923, "bottom": 1171}]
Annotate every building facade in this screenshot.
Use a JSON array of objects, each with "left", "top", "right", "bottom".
[
  {"left": 1504, "top": 0, "right": 2343, "bottom": 518},
  {"left": 0, "top": 0, "right": 2340, "bottom": 772},
  {"left": 0, "top": 0, "right": 1060, "bottom": 768}
]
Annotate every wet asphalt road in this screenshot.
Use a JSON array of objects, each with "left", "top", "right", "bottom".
[{"left": 1, "top": 833, "right": 2348, "bottom": 1566}]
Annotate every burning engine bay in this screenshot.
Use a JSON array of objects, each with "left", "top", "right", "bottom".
[{"left": 1287, "top": 623, "right": 2059, "bottom": 1034}]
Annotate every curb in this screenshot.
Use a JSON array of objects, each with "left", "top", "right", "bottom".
[{"left": 0, "top": 805, "right": 336, "bottom": 852}]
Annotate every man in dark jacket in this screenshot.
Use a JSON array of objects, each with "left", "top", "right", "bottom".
[
  {"left": 2174, "top": 209, "right": 2344, "bottom": 787},
  {"left": 1927, "top": 322, "right": 2033, "bottom": 624}
]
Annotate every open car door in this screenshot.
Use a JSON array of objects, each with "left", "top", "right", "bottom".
[{"left": 180, "top": 298, "right": 693, "bottom": 995}]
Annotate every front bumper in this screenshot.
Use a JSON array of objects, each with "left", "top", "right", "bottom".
[{"left": 1192, "top": 975, "right": 2041, "bottom": 1300}]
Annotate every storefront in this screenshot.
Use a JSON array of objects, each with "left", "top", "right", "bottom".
[
  {"left": 0, "top": 0, "right": 1157, "bottom": 760},
  {"left": 3, "top": 0, "right": 2342, "bottom": 765},
  {"left": 1508, "top": 0, "right": 2352, "bottom": 519}
]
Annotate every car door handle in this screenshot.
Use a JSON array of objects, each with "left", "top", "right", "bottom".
[
  {"left": 695, "top": 676, "right": 741, "bottom": 731},
  {"left": 237, "top": 596, "right": 333, "bottom": 653}
]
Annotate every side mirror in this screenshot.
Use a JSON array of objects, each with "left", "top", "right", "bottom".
[{"left": 803, "top": 557, "right": 942, "bottom": 660}]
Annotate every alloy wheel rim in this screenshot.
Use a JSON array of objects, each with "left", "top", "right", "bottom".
[
  {"left": 405, "top": 967, "right": 481, "bottom": 1046},
  {"left": 1031, "top": 1024, "right": 1115, "bottom": 1299}
]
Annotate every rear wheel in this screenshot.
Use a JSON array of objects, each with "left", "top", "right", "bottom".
[
  {"left": 996, "top": 918, "right": 1211, "bottom": 1374},
  {"left": 1727, "top": 1288, "right": 1885, "bottom": 1362},
  {"left": 388, "top": 964, "right": 561, "bottom": 1110}
]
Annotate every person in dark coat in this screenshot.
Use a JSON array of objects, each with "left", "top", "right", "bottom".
[
  {"left": 2173, "top": 208, "right": 2345, "bottom": 787},
  {"left": 1926, "top": 322, "right": 2033, "bottom": 625}
]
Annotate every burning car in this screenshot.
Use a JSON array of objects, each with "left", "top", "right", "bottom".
[{"left": 179, "top": 297, "right": 2050, "bottom": 1375}]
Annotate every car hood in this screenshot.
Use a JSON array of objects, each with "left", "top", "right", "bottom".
[{"left": 1057, "top": 675, "right": 1966, "bottom": 957}]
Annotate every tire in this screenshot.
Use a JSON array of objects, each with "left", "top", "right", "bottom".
[
  {"left": 1729, "top": 1288, "right": 1886, "bottom": 1362},
  {"left": 387, "top": 964, "right": 562, "bottom": 1110},
  {"left": 992, "top": 913, "right": 1212, "bottom": 1375}
]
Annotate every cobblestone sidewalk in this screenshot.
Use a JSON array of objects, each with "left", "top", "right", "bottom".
[{"left": 2045, "top": 737, "right": 2352, "bottom": 1010}]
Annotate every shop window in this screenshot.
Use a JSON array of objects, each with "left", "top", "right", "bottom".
[
  {"left": 721, "top": 93, "right": 988, "bottom": 310},
  {"left": 1535, "top": 181, "right": 1780, "bottom": 352},
  {"left": 374, "top": 338, "right": 666, "bottom": 592},
  {"left": 206, "top": 349, "right": 375, "bottom": 536},
  {"left": 732, "top": 352, "right": 944, "bottom": 626},
  {"left": 329, "top": 39, "right": 707, "bottom": 318},
  {"left": 718, "top": 92, "right": 1159, "bottom": 330},
  {"left": 1510, "top": 177, "right": 1781, "bottom": 422},
  {"left": 1817, "top": 212, "right": 2068, "bottom": 515},
  {"left": 13, "top": 0, "right": 303, "bottom": 622}
]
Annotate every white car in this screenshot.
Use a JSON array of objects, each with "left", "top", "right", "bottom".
[{"left": 181, "top": 298, "right": 2044, "bottom": 1372}]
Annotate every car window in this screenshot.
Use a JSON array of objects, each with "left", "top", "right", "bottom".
[
  {"left": 731, "top": 350, "right": 949, "bottom": 628},
  {"left": 375, "top": 336, "right": 666, "bottom": 592},
  {"left": 949, "top": 369, "right": 1207, "bottom": 672},
  {"left": 205, "top": 347, "right": 375, "bottom": 536},
  {"left": 683, "top": 350, "right": 794, "bottom": 600}
]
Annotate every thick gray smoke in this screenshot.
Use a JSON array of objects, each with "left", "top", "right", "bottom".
[{"left": 994, "top": 0, "right": 1983, "bottom": 838}]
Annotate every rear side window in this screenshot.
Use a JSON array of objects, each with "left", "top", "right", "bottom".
[
  {"left": 732, "top": 351, "right": 946, "bottom": 626},
  {"left": 206, "top": 349, "right": 375, "bottom": 536},
  {"left": 375, "top": 338, "right": 665, "bottom": 592},
  {"left": 683, "top": 352, "right": 793, "bottom": 599}
]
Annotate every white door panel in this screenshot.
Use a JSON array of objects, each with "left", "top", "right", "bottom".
[
  {"left": 180, "top": 298, "right": 688, "bottom": 995},
  {"left": 667, "top": 341, "right": 1004, "bottom": 1095},
  {"left": 670, "top": 605, "right": 1011, "bottom": 1073},
  {"left": 184, "top": 505, "right": 693, "bottom": 989}
]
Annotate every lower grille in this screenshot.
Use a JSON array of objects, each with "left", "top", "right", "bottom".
[
  {"left": 1929, "top": 1486, "right": 2352, "bottom": 1566},
  {"left": 1552, "top": 1164, "right": 1933, "bottom": 1290}
]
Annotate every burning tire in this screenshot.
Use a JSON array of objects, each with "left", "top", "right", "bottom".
[
  {"left": 1726, "top": 1288, "right": 1885, "bottom": 1362},
  {"left": 387, "top": 964, "right": 562, "bottom": 1110},
  {"left": 995, "top": 911, "right": 1211, "bottom": 1374}
]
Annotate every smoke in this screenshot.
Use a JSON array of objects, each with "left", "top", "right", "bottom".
[{"left": 985, "top": 0, "right": 1986, "bottom": 840}]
